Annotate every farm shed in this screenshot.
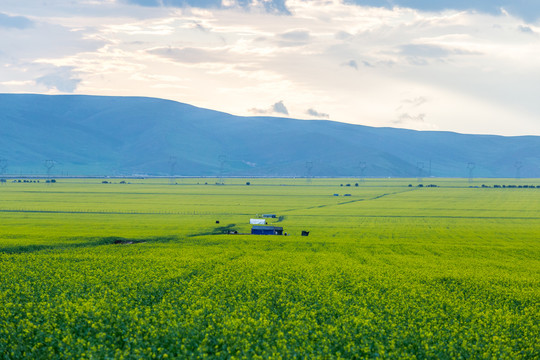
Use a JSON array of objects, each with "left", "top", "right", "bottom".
[
  {"left": 250, "top": 219, "right": 266, "bottom": 225},
  {"left": 251, "top": 226, "right": 283, "bottom": 235},
  {"left": 262, "top": 214, "right": 277, "bottom": 218}
]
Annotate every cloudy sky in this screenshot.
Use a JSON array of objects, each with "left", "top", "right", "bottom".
[{"left": 1, "top": 0, "right": 539, "bottom": 135}]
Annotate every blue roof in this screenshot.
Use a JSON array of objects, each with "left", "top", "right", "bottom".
[{"left": 251, "top": 226, "right": 283, "bottom": 230}]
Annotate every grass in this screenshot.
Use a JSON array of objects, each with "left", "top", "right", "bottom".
[{"left": 0, "top": 178, "right": 538, "bottom": 359}]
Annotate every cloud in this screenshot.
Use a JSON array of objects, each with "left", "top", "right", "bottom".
[
  {"left": 341, "top": 60, "right": 358, "bottom": 70},
  {"left": 193, "top": 22, "right": 210, "bottom": 32},
  {"left": 124, "top": 0, "right": 221, "bottom": 7},
  {"left": 393, "top": 113, "right": 426, "bottom": 126},
  {"left": 519, "top": 25, "right": 534, "bottom": 34},
  {"left": 271, "top": 101, "right": 289, "bottom": 115},
  {"left": 395, "top": 113, "right": 426, "bottom": 123},
  {"left": 395, "top": 97, "right": 428, "bottom": 112},
  {"left": 261, "top": 0, "right": 290, "bottom": 15},
  {"left": 279, "top": 29, "right": 310, "bottom": 42},
  {"left": 341, "top": 58, "right": 376, "bottom": 69},
  {"left": 148, "top": 47, "right": 229, "bottom": 63},
  {"left": 36, "top": 67, "right": 81, "bottom": 93},
  {"left": 400, "top": 44, "right": 453, "bottom": 58},
  {"left": 306, "top": 108, "right": 330, "bottom": 119},
  {"left": 0, "top": 19, "right": 105, "bottom": 65},
  {"left": 403, "top": 97, "right": 428, "bottom": 107},
  {"left": 0, "top": 12, "right": 34, "bottom": 29},
  {"left": 250, "top": 101, "right": 289, "bottom": 116},
  {"left": 398, "top": 44, "right": 482, "bottom": 65},
  {"left": 392, "top": 112, "right": 437, "bottom": 130},
  {"left": 123, "top": 0, "right": 290, "bottom": 14},
  {"left": 277, "top": 29, "right": 311, "bottom": 47},
  {"left": 335, "top": 31, "right": 353, "bottom": 40},
  {"left": 345, "top": 0, "right": 540, "bottom": 22}
]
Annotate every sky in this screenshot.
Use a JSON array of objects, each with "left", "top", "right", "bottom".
[{"left": 1, "top": 0, "right": 539, "bottom": 136}]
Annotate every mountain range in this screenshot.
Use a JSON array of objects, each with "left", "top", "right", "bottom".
[{"left": 1, "top": 93, "right": 539, "bottom": 178}]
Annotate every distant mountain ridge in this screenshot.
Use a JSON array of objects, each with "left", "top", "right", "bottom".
[{"left": 1, "top": 93, "right": 539, "bottom": 178}]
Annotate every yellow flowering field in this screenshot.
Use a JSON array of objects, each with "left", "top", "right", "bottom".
[{"left": 0, "top": 178, "right": 538, "bottom": 359}]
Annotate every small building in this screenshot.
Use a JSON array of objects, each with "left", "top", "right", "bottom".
[
  {"left": 250, "top": 219, "right": 266, "bottom": 225},
  {"left": 251, "top": 226, "right": 283, "bottom": 235},
  {"left": 262, "top": 214, "right": 277, "bottom": 218}
]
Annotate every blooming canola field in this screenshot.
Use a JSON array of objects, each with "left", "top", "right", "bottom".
[{"left": 0, "top": 178, "right": 538, "bottom": 359}]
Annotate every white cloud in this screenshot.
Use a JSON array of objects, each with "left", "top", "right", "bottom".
[
  {"left": 35, "top": 66, "right": 82, "bottom": 93},
  {"left": 277, "top": 29, "right": 311, "bottom": 46},
  {"left": 148, "top": 46, "right": 231, "bottom": 63},
  {"left": 306, "top": 108, "right": 330, "bottom": 119},
  {"left": 272, "top": 100, "right": 289, "bottom": 115},
  {"left": 341, "top": 59, "right": 358, "bottom": 69},
  {"left": 393, "top": 113, "right": 437, "bottom": 131},
  {"left": 250, "top": 100, "right": 289, "bottom": 115},
  {"left": 518, "top": 25, "right": 535, "bottom": 34}
]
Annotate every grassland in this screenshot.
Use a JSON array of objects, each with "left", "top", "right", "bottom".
[{"left": 0, "top": 178, "right": 538, "bottom": 359}]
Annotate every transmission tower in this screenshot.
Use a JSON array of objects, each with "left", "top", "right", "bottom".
[
  {"left": 358, "top": 161, "right": 367, "bottom": 182},
  {"left": 514, "top": 161, "right": 523, "bottom": 180},
  {"left": 44, "top": 160, "right": 55, "bottom": 180},
  {"left": 305, "top": 161, "right": 313, "bottom": 184},
  {"left": 467, "top": 162, "right": 475, "bottom": 183},
  {"left": 0, "top": 159, "right": 7, "bottom": 184},
  {"left": 417, "top": 161, "right": 424, "bottom": 183},
  {"left": 218, "top": 155, "right": 227, "bottom": 185},
  {"left": 168, "top": 156, "right": 177, "bottom": 185}
]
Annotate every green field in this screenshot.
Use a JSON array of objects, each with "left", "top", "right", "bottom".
[{"left": 0, "top": 178, "right": 538, "bottom": 359}]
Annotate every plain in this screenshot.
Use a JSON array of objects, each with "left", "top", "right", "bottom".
[{"left": 0, "top": 178, "right": 538, "bottom": 359}]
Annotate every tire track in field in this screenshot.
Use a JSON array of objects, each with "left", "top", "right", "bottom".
[
  {"left": 289, "top": 214, "right": 540, "bottom": 220},
  {"left": 281, "top": 189, "right": 416, "bottom": 213},
  {"left": 1, "top": 207, "right": 538, "bottom": 220},
  {"left": 0, "top": 209, "right": 209, "bottom": 215}
]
